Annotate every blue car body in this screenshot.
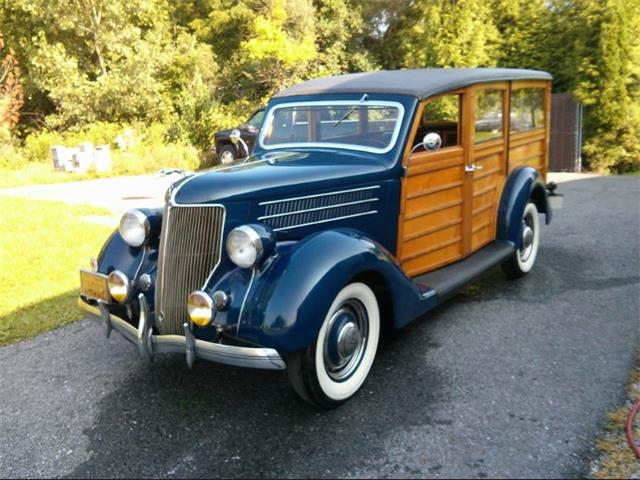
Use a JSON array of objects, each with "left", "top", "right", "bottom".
[{"left": 82, "top": 68, "right": 556, "bottom": 374}]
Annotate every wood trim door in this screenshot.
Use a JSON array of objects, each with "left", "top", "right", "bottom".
[
  {"left": 397, "top": 92, "right": 468, "bottom": 277},
  {"left": 468, "top": 82, "right": 509, "bottom": 253}
]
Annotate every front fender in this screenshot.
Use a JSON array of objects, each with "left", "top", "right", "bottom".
[
  {"left": 237, "top": 229, "right": 431, "bottom": 352},
  {"left": 97, "top": 230, "right": 145, "bottom": 279},
  {"left": 96, "top": 230, "right": 158, "bottom": 312},
  {"left": 497, "top": 167, "right": 550, "bottom": 249}
]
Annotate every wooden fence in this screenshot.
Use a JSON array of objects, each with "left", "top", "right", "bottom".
[{"left": 549, "top": 93, "right": 583, "bottom": 172}]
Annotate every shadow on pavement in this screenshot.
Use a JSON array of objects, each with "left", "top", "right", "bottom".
[{"left": 66, "top": 326, "right": 447, "bottom": 478}]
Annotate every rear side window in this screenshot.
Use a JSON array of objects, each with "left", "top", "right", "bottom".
[
  {"left": 510, "top": 88, "right": 544, "bottom": 133},
  {"left": 474, "top": 89, "right": 504, "bottom": 143}
]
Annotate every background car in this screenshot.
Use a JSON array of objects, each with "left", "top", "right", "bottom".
[{"left": 214, "top": 108, "right": 265, "bottom": 164}]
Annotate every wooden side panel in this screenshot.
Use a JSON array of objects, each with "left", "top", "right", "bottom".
[
  {"left": 470, "top": 139, "right": 505, "bottom": 251},
  {"left": 399, "top": 146, "right": 465, "bottom": 277},
  {"left": 508, "top": 129, "right": 546, "bottom": 173},
  {"left": 468, "top": 84, "right": 509, "bottom": 254},
  {"left": 509, "top": 80, "right": 551, "bottom": 179}
]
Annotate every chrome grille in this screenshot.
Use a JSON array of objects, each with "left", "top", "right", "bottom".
[
  {"left": 156, "top": 205, "right": 225, "bottom": 335},
  {"left": 259, "top": 186, "right": 380, "bottom": 231}
]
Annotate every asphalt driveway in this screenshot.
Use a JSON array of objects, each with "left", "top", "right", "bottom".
[{"left": 0, "top": 174, "right": 638, "bottom": 478}]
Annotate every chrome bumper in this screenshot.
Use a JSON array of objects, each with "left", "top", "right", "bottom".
[{"left": 78, "top": 294, "right": 286, "bottom": 371}]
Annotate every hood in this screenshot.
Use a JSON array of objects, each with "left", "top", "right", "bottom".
[
  {"left": 172, "top": 150, "right": 392, "bottom": 205},
  {"left": 214, "top": 128, "right": 234, "bottom": 138}
]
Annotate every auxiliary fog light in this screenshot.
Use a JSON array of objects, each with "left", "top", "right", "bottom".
[
  {"left": 187, "top": 291, "right": 214, "bottom": 327},
  {"left": 107, "top": 270, "right": 130, "bottom": 303}
]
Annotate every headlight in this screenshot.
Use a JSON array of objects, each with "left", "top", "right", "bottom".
[
  {"left": 226, "top": 225, "right": 264, "bottom": 268},
  {"left": 107, "top": 270, "right": 130, "bottom": 303},
  {"left": 119, "top": 209, "right": 150, "bottom": 247},
  {"left": 187, "top": 291, "right": 213, "bottom": 327}
]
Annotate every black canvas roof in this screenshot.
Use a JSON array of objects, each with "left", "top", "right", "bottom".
[{"left": 273, "top": 68, "right": 552, "bottom": 100}]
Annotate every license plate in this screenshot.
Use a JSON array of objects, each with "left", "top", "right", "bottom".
[{"left": 80, "top": 269, "right": 110, "bottom": 302}]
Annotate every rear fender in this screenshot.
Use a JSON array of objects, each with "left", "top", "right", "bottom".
[{"left": 497, "top": 167, "right": 550, "bottom": 249}]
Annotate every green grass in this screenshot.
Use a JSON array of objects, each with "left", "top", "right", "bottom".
[
  {"left": 0, "top": 196, "right": 113, "bottom": 346},
  {"left": 0, "top": 145, "right": 205, "bottom": 188}
]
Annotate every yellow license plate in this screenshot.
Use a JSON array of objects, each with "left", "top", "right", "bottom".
[{"left": 80, "top": 269, "right": 110, "bottom": 302}]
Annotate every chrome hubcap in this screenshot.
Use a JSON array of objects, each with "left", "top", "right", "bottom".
[
  {"left": 323, "top": 299, "right": 368, "bottom": 381},
  {"left": 337, "top": 321, "right": 362, "bottom": 359},
  {"left": 519, "top": 213, "right": 535, "bottom": 261}
]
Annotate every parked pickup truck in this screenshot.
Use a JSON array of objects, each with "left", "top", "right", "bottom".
[{"left": 214, "top": 108, "right": 265, "bottom": 164}]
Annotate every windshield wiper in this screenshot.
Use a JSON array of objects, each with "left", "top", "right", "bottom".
[{"left": 332, "top": 93, "right": 368, "bottom": 129}]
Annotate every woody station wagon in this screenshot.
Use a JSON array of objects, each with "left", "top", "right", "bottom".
[{"left": 79, "top": 68, "right": 562, "bottom": 407}]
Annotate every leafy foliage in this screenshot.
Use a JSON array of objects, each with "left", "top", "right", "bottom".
[{"left": 0, "top": 0, "right": 638, "bottom": 173}]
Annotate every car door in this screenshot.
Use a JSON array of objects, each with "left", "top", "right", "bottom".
[
  {"left": 467, "top": 83, "right": 509, "bottom": 253},
  {"left": 397, "top": 90, "right": 471, "bottom": 277}
]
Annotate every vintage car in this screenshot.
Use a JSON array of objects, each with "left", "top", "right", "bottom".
[
  {"left": 214, "top": 107, "right": 265, "bottom": 164},
  {"left": 79, "top": 68, "right": 562, "bottom": 408}
]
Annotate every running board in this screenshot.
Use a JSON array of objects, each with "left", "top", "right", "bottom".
[{"left": 412, "top": 241, "right": 515, "bottom": 301}]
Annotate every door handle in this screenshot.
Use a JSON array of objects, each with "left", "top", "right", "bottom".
[{"left": 465, "top": 164, "right": 483, "bottom": 172}]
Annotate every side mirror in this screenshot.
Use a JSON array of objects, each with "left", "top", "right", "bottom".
[
  {"left": 423, "top": 132, "right": 442, "bottom": 151},
  {"left": 229, "top": 128, "right": 242, "bottom": 145}
]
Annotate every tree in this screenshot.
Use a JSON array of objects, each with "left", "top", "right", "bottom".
[
  {"left": 189, "top": 0, "right": 318, "bottom": 106},
  {"left": 571, "top": 0, "right": 640, "bottom": 172},
  {"left": 381, "top": 0, "right": 500, "bottom": 69},
  {"left": 311, "top": 0, "right": 377, "bottom": 75},
  {"left": 0, "top": 0, "right": 219, "bottom": 129},
  {"left": 491, "top": 0, "right": 550, "bottom": 68},
  {"left": 0, "top": 32, "right": 23, "bottom": 142}
]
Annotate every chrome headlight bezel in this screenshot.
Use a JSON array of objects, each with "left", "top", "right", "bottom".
[
  {"left": 187, "top": 290, "right": 214, "bottom": 327},
  {"left": 226, "top": 225, "right": 265, "bottom": 269},
  {"left": 107, "top": 270, "right": 130, "bottom": 303},
  {"left": 119, "top": 209, "right": 150, "bottom": 247}
]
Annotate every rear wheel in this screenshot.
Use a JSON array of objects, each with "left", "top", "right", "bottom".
[
  {"left": 502, "top": 202, "right": 540, "bottom": 278},
  {"left": 287, "top": 282, "right": 380, "bottom": 408}
]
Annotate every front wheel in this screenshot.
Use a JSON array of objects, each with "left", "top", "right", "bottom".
[
  {"left": 502, "top": 202, "right": 540, "bottom": 278},
  {"left": 287, "top": 282, "right": 380, "bottom": 408},
  {"left": 217, "top": 144, "right": 237, "bottom": 165}
]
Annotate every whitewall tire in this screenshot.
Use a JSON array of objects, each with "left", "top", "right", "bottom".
[
  {"left": 502, "top": 202, "right": 540, "bottom": 278},
  {"left": 287, "top": 282, "right": 380, "bottom": 408}
]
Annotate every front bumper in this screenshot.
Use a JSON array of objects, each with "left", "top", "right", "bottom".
[{"left": 78, "top": 294, "right": 286, "bottom": 371}]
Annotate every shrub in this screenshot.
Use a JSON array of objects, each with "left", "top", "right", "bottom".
[
  {"left": 0, "top": 142, "right": 25, "bottom": 168},
  {"left": 23, "top": 130, "right": 65, "bottom": 163}
]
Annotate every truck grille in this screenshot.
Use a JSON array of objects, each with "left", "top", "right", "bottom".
[{"left": 155, "top": 205, "right": 225, "bottom": 335}]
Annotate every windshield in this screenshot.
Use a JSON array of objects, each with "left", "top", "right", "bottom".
[{"left": 259, "top": 101, "right": 404, "bottom": 153}]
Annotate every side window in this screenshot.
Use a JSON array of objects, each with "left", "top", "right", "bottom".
[
  {"left": 475, "top": 89, "right": 504, "bottom": 143},
  {"left": 414, "top": 94, "right": 461, "bottom": 150},
  {"left": 248, "top": 110, "right": 265, "bottom": 129},
  {"left": 510, "top": 88, "right": 544, "bottom": 133}
]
